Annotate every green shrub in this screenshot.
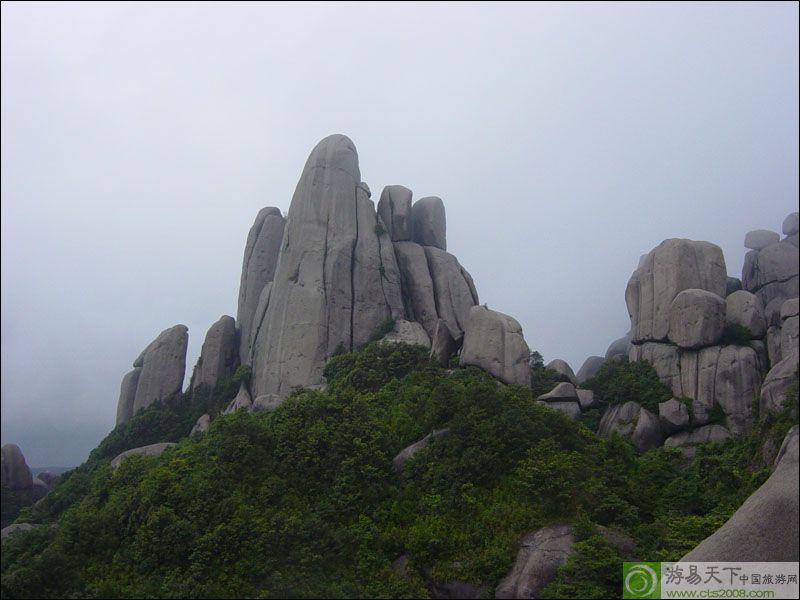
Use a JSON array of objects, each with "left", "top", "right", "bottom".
[
  {"left": 232, "top": 364, "right": 252, "bottom": 385},
  {"left": 585, "top": 358, "right": 672, "bottom": 413},
  {"left": 719, "top": 324, "right": 752, "bottom": 346}
]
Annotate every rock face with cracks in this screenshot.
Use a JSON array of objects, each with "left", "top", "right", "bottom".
[
  {"left": 250, "top": 135, "right": 406, "bottom": 401},
  {"left": 236, "top": 208, "right": 286, "bottom": 364}
]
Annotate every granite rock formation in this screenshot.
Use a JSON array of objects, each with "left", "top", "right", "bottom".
[
  {"left": 460, "top": 305, "right": 531, "bottom": 387},
  {"left": 191, "top": 315, "right": 238, "bottom": 392},
  {"left": 116, "top": 325, "right": 188, "bottom": 425}
]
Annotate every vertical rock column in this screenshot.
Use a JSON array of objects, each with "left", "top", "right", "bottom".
[{"left": 250, "top": 135, "right": 405, "bottom": 402}]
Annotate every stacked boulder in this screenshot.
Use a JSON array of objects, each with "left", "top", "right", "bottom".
[
  {"left": 535, "top": 358, "right": 597, "bottom": 422},
  {"left": 741, "top": 213, "right": 799, "bottom": 308},
  {"left": 624, "top": 238, "right": 762, "bottom": 436},
  {"left": 115, "top": 325, "right": 188, "bottom": 426}
]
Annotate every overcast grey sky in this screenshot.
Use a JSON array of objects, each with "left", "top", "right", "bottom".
[{"left": 2, "top": 2, "right": 798, "bottom": 467}]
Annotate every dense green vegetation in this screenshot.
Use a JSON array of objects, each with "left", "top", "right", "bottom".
[{"left": 2, "top": 345, "right": 796, "bottom": 599}]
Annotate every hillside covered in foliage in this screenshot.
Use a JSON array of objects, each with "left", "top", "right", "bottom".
[{"left": 2, "top": 343, "right": 797, "bottom": 599}]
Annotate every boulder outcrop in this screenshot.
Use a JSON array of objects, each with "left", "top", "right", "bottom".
[
  {"left": 598, "top": 401, "right": 662, "bottom": 452},
  {"left": 741, "top": 234, "right": 799, "bottom": 308},
  {"left": 744, "top": 229, "right": 780, "bottom": 251},
  {"left": 460, "top": 305, "right": 531, "bottom": 387},
  {"left": 725, "top": 290, "right": 766, "bottom": 339},
  {"left": 667, "top": 289, "right": 725, "bottom": 349},
  {"left": 494, "top": 525, "right": 575, "bottom": 599},
  {"left": 1, "top": 444, "right": 32, "bottom": 493},
  {"left": 110, "top": 443, "right": 176, "bottom": 469},
  {"left": 576, "top": 355, "right": 604, "bottom": 383},
  {"left": 191, "top": 316, "right": 238, "bottom": 391},
  {"left": 190, "top": 414, "right": 210, "bottom": 436},
  {"left": 545, "top": 359, "right": 578, "bottom": 385},
  {"left": 378, "top": 319, "right": 430, "bottom": 348},
  {"left": 658, "top": 398, "right": 690, "bottom": 434},
  {"left": 626, "top": 239, "right": 727, "bottom": 343}
]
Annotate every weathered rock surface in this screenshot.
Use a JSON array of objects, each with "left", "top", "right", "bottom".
[
  {"left": 537, "top": 382, "right": 578, "bottom": 402},
  {"left": 681, "top": 426, "right": 798, "bottom": 561},
  {"left": 545, "top": 359, "right": 578, "bottom": 385},
  {"left": 392, "top": 429, "right": 450, "bottom": 473},
  {"left": 110, "top": 443, "right": 176, "bottom": 469},
  {"left": 741, "top": 239, "right": 799, "bottom": 307},
  {"left": 424, "top": 246, "right": 479, "bottom": 339},
  {"left": 760, "top": 353, "right": 799, "bottom": 415},
  {"left": 782, "top": 297, "right": 800, "bottom": 320},
  {"left": 767, "top": 325, "right": 783, "bottom": 367},
  {"left": 576, "top": 388, "right": 596, "bottom": 409},
  {"left": 626, "top": 239, "right": 726, "bottom": 343},
  {"left": 223, "top": 383, "right": 252, "bottom": 414},
  {"left": 725, "top": 290, "right": 766, "bottom": 339},
  {"left": 236, "top": 207, "right": 286, "bottom": 364},
  {"left": 377, "top": 185, "right": 413, "bottom": 241},
  {"left": 191, "top": 316, "right": 238, "bottom": 392},
  {"left": 775, "top": 425, "right": 799, "bottom": 468},
  {"left": 538, "top": 400, "right": 581, "bottom": 420},
  {"left": 781, "top": 299, "right": 799, "bottom": 359},
  {"left": 394, "top": 241, "right": 439, "bottom": 337},
  {"left": 115, "top": 367, "right": 141, "bottom": 425},
  {"left": 667, "top": 289, "right": 725, "bottom": 349},
  {"left": 659, "top": 398, "right": 690, "bottom": 434},
  {"left": 598, "top": 402, "right": 662, "bottom": 452},
  {"left": 429, "top": 318, "right": 458, "bottom": 367},
  {"left": 460, "top": 306, "right": 531, "bottom": 387},
  {"left": 744, "top": 229, "right": 780, "bottom": 251},
  {"left": 252, "top": 394, "right": 282, "bottom": 413},
  {"left": 494, "top": 525, "right": 575, "bottom": 599},
  {"left": 411, "top": 196, "right": 446, "bottom": 250},
  {"left": 784, "top": 212, "right": 800, "bottom": 236},
  {"left": 250, "top": 135, "right": 406, "bottom": 402},
  {"left": 1, "top": 444, "right": 32, "bottom": 492},
  {"left": 190, "top": 414, "right": 210, "bottom": 436},
  {"left": 576, "top": 355, "right": 604, "bottom": 383},
  {"left": 124, "top": 325, "right": 188, "bottom": 420},
  {"left": 495, "top": 525, "right": 636, "bottom": 599},
  {"left": 713, "top": 345, "right": 761, "bottom": 433},
  {"left": 664, "top": 425, "right": 731, "bottom": 455},
  {"left": 605, "top": 331, "right": 632, "bottom": 359},
  {"left": 379, "top": 319, "right": 431, "bottom": 348}
]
